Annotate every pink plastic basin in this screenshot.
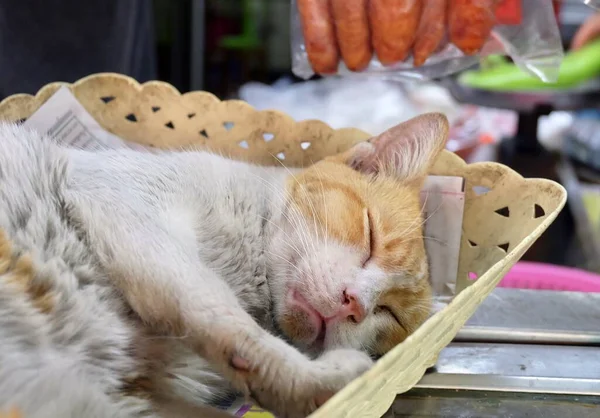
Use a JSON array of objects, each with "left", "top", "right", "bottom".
[{"left": 498, "top": 261, "right": 600, "bottom": 293}]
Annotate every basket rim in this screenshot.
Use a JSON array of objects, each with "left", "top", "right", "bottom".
[{"left": 0, "top": 71, "right": 569, "bottom": 195}]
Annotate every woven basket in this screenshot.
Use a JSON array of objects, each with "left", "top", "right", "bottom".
[{"left": 0, "top": 73, "right": 566, "bottom": 418}]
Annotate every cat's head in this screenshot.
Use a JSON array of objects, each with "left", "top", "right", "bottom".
[{"left": 268, "top": 113, "right": 448, "bottom": 357}]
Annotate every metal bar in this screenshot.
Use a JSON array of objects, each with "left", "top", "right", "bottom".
[
  {"left": 416, "top": 374, "right": 600, "bottom": 396},
  {"left": 456, "top": 326, "right": 600, "bottom": 346}
]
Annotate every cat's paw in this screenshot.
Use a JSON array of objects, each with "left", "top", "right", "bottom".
[
  {"left": 251, "top": 348, "right": 373, "bottom": 418},
  {"left": 311, "top": 348, "right": 374, "bottom": 399}
]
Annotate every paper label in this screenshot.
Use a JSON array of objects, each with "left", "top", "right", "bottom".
[
  {"left": 421, "top": 176, "right": 466, "bottom": 305},
  {"left": 23, "top": 86, "right": 147, "bottom": 152}
]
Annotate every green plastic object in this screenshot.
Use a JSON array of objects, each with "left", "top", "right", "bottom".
[
  {"left": 219, "top": 0, "right": 262, "bottom": 50},
  {"left": 459, "top": 39, "right": 600, "bottom": 92}
]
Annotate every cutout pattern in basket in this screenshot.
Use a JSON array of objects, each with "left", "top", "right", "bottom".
[
  {"left": 495, "top": 206, "right": 510, "bottom": 217},
  {"left": 497, "top": 242, "right": 510, "bottom": 252},
  {"left": 534, "top": 204, "right": 546, "bottom": 218},
  {"left": 472, "top": 185, "right": 490, "bottom": 195}
]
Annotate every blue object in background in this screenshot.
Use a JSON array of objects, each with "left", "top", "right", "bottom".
[{"left": 575, "top": 109, "right": 600, "bottom": 120}]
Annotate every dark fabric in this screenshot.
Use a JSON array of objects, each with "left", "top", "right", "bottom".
[{"left": 0, "top": 0, "right": 157, "bottom": 99}]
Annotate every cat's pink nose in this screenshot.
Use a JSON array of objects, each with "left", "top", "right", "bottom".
[{"left": 341, "top": 289, "right": 365, "bottom": 323}]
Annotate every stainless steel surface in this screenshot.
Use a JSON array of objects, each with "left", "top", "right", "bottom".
[
  {"left": 417, "top": 375, "right": 600, "bottom": 396},
  {"left": 428, "top": 342, "right": 600, "bottom": 379},
  {"left": 383, "top": 389, "right": 600, "bottom": 418},
  {"left": 455, "top": 327, "right": 600, "bottom": 345},
  {"left": 462, "top": 288, "right": 600, "bottom": 333},
  {"left": 414, "top": 342, "right": 600, "bottom": 396}
]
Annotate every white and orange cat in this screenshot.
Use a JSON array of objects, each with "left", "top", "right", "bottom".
[{"left": 0, "top": 113, "right": 447, "bottom": 418}]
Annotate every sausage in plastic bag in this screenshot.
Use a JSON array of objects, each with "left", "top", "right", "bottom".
[
  {"left": 370, "top": 0, "right": 424, "bottom": 66},
  {"left": 413, "top": 0, "right": 447, "bottom": 66},
  {"left": 449, "top": 0, "right": 498, "bottom": 56},
  {"left": 331, "top": 0, "right": 372, "bottom": 71},
  {"left": 297, "top": 0, "right": 340, "bottom": 74}
]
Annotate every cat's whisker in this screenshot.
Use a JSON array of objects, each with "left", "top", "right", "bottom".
[
  {"left": 394, "top": 197, "right": 442, "bottom": 243},
  {"left": 245, "top": 171, "right": 314, "bottom": 257},
  {"left": 223, "top": 170, "right": 313, "bottom": 273},
  {"left": 264, "top": 250, "right": 304, "bottom": 277},
  {"left": 284, "top": 202, "right": 312, "bottom": 257},
  {"left": 252, "top": 165, "right": 320, "bottom": 278},
  {"left": 283, "top": 199, "right": 311, "bottom": 248},
  {"left": 402, "top": 200, "right": 443, "bottom": 238},
  {"left": 312, "top": 164, "right": 330, "bottom": 259},
  {"left": 257, "top": 215, "right": 303, "bottom": 258},
  {"left": 396, "top": 188, "right": 431, "bottom": 239},
  {"left": 417, "top": 235, "right": 447, "bottom": 245},
  {"left": 266, "top": 153, "right": 321, "bottom": 258}
]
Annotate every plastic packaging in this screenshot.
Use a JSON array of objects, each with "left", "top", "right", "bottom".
[
  {"left": 459, "top": 38, "right": 600, "bottom": 91},
  {"left": 291, "top": 0, "right": 564, "bottom": 82},
  {"left": 238, "top": 76, "right": 516, "bottom": 160},
  {"left": 584, "top": 0, "right": 600, "bottom": 9}
]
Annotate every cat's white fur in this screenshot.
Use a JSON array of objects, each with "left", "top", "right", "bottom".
[{"left": 0, "top": 123, "right": 374, "bottom": 418}]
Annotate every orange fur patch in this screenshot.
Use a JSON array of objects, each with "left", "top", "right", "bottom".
[
  {"left": 0, "top": 407, "right": 22, "bottom": 418},
  {"left": 0, "top": 230, "right": 55, "bottom": 314},
  {"left": 288, "top": 157, "right": 433, "bottom": 354},
  {"left": 120, "top": 375, "right": 155, "bottom": 400},
  {"left": 374, "top": 284, "right": 432, "bottom": 355}
]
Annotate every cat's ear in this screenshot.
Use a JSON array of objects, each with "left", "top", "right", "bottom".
[{"left": 340, "top": 113, "right": 449, "bottom": 182}]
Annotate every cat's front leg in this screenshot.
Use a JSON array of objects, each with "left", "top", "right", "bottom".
[
  {"left": 177, "top": 295, "right": 373, "bottom": 417},
  {"left": 63, "top": 175, "right": 370, "bottom": 417},
  {"left": 82, "top": 214, "right": 371, "bottom": 417},
  {"left": 240, "top": 345, "right": 373, "bottom": 417},
  {"left": 112, "top": 249, "right": 371, "bottom": 417}
]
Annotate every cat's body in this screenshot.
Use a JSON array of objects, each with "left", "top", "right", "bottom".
[
  {"left": 0, "top": 125, "right": 288, "bottom": 416},
  {"left": 0, "top": 114, "right": 447, "bottom": 418},
  {"left": 67, "top": 140, "right": 285, "bottom": 329}
]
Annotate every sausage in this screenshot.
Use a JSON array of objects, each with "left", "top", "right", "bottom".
[
  {"left": 369, "top": 0, "right": 424, "bottom": 66},
  {"left": 297, "top": 0, "right": 340, "bottom": 74},
  {"left": 331, "top": 0, "right": 372, "bottom": 72},
  {"left": 448, "top": 0, "right": 498, "bottom": 56},
  {"left": 413, "top": 0, "right": 447, "bottom": 67}
]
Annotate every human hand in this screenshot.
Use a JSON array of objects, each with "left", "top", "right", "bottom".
[{"left": 571, "top": 13, "right": 600, "bottom": 50}]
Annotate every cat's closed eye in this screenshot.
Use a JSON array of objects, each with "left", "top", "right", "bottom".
[
  {"left": 375, "top": 305, "right": 406, "bottom": 332},
  {"left": 362, "top": 208, "right": 374, "bottom": 267}
]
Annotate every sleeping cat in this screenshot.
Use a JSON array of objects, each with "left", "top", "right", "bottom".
[{"left": 0, "top": 113, "right": 447, "bottom": 418}]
